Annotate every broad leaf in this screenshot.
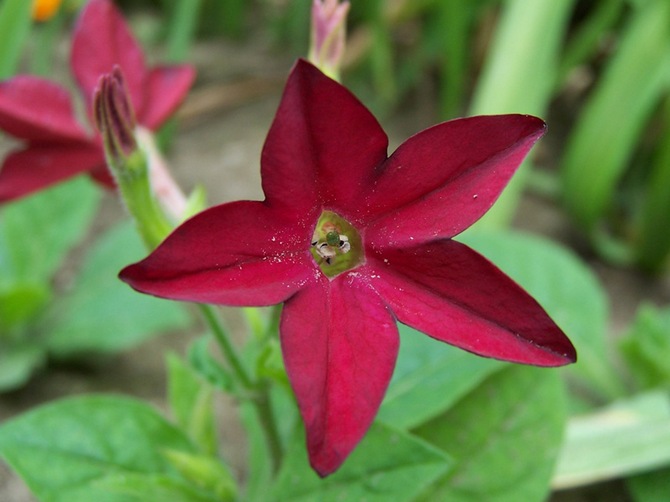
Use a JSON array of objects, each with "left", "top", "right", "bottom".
[
  {"left": 45, "top": 222, "right": 190, "bottom": 356},
  {"left": 0, "top": 342, "right": 44, "bottom": 392},
  {"left": 167, "top": 353, "right": 218, "bottom": 455},
  {"left": 460, "top": 230, "right": 622, "bottom": 400},
  {"left": 0, "top": 177, "right": 100, "bottom": 285},
  {"left": 553, "top": 390, "right": 670, "bottom": 489},
  {"left": 0, "top": 282, "right": 50, "bottom": 334},
  {"left": 0, "top": 394, "right": 198, "bottom": 502},
  {"left": 414, "top": 366, "right": 567, "bottom": 502},
  {"left": 619, "top": 304, "right": 670, "bottom": 389},
  {"left": 271, "top": 421, "right": 452, "bottom": 502},
  {"left": 379, "top": 324, "right": 504, "bottom": 429},
  {"left": 95, "top": 473, "right": 220, "bottom": 502}
]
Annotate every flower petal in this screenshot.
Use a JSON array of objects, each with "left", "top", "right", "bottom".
[
  {"left": 364, "top": 115, "right": 546, "bottom": 247},
  {"left": 138, "top": 65, "right": 196, "bottom": 130},
  {"left": 280, "top": 273, "right": 399, "bottom": 476},
  {"left": 0, "top": 143, "right": 104, "bottom": 202},
  {"left": 368, "top": 239, "right": 576, "bottom": 366},
  {"left": 261, "top": 59, "right": 388, "bottom": 219},
  {"left": 0, "top": 76, "right": 90, "bottom": 142},
  {"left": 120, "top": 201, "right": 315, "bottom": 306},
  {"left": 71, "top": 0, "right": 147, "bottom": 113}
]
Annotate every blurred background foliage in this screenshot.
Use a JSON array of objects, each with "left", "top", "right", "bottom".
[
  {"left": 96, "top": 0, "right": 670, "bottom": 274},
  {"left": 1, "top": 0, "right": 670, "bottom": 499}
]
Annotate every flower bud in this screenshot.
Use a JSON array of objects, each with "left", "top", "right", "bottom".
[
  {"left": 94, "top": 66, "right": 138, "bottom": 168},
  {"left": 308, "top": 0, "right": 350, "bottom": 80}
]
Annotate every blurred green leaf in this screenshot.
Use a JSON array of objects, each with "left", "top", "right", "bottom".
[
  {"left": 162, "top": 449, "right": 237, "bottom": 501},
  {"left": 271, "top": 421, "right": 452, "bottom": 502},
  {"left": 45, "top": 222, "right": 189, "bottom": 356},
  {"left": 167, "top": 353, "right": 218, "bottom": 456},
  {"left": 0, "top": 282, "right": 50, "bottom": 335},
  {"left": 469, "top": 0, "right": 574, "bottom": 229},
  {"left": 460, "top": 230, "right": 623, "bottom": 401},
  {"left": 560, "top": 0, "right": 670, "bottom": 231},
  {"left": 619, "top": 304, "right": 670, "bottom": 389},
  {"left": 96, "top": 472, "right": 220, "bottom": 502},
  {"left": 414, "top": 366, "right": 567, "bottom": 502},
  {"left": 0, "top": 0, "right": 32, "bottom": 78},
  {"left": 0, "top": 394, "right": 198, "bottom": 501},
  {"left": 379, "top": 324, "right": 504, "bottom": 429},
  {"left": 239, "top": 401, "right": 274, "bottom": 502},
  {"left": 627, "top": 467, "right": 670, "bottom": 502},
  {"left": 635, "top": 96, "right": 670, "bottom": 272},
  {"left": 165, "top": 0, "right": 202, "bottom": 62},
  {"left": 557, "top": 0, "right": 624, "bottom": 84},
  {"left": 0, "top": 342, "right": 44, "bottom": 392},
  {"left": 0, "top": 177, "right": 100, "bottom": 285},
  {"left": 553, "top": 390, "right": 670, "bottom": 489}
]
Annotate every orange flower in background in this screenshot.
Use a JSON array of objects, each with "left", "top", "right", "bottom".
[{"left": 32, "top": 0, "right": 63, "bottom": 22}]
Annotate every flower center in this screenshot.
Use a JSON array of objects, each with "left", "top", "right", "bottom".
[{"left": 310, "top": 210, "right": 363, "bottom": 278}]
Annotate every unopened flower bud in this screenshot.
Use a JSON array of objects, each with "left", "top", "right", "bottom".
[
  {"left": 308, "top": 0, "right": 350, "bottom": 80},
  {"left": 94, "top": 66, "right": 138, "bottom": 168}
]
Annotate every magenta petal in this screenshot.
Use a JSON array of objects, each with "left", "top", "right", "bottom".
[
  {"left": 280, "top": 274, "right": 399, "bottom": 476},
  {"left": 71, "top": 0, "right": 147, "bottom": 113},
  {"left": 369, "top": 240, "right": 576, "bottom": 366},
  {"left": 0, "top": 77, "right": 90, "bottom": 142},
  {"left": 261, "top": 59, "right": 388, "bottom": 218},
  {"left": 364, "top": 115, "right": 546, "bottom": 247},
  {"left": 120, "top": 201, "right": 315, "bottom": 306},
  {"left": 0, "top": 143, "right": 104, "bottom": 202},
  {"left": 138, "top": 65, "right": 195, "bottom": 130}
]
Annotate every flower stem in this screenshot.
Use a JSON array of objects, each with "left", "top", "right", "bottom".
[
  {"left": 198, "top": 303, "right": 284, "bottom": 472},
  {"left": 255, "top": 386, "right": 284, "bottom": 473},
  {"left": 198, "top": 304, "right": 253, "bottom": 390}
]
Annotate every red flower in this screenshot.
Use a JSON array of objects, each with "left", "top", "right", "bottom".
[
  {"left": 120, "top": 60, "right": 576, "bottom": 476},
  {"left": 0, "top": 0, "right": 194, "bottom": 202}
]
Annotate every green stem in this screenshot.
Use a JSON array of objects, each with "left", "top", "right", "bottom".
[
  {"left": 255, "top": 386, "right": 284, "bottom": 473},
  {"left": 198, "top": 304, "right": 253, "bottom": 390},
  {"left": 198, "top": 304, "right": 284, "bottom": 471}
]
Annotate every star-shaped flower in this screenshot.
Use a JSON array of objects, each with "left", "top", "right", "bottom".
[
  {"left": 120, "top": 59, "right": 576, "bottom": 476},
  {"left": 0, "top": 0, "right": 194, "bottom": 202}
]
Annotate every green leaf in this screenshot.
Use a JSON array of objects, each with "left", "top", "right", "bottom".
[
  {"left": 239, "top": 401, "right": 274, "bottom": 502},
  {"left": 96, "top": 473, "right": 220, "bottom": 502},
  {"left": 0, "top": 342, "right": 45, "bottom": 392},
  {"left": 0, "top": 282, "right": 50, "bottom": 334},
  {"left": 560, "top": 0, "right": 670, "bottom": 230},
  {"left": 414, "top": 366, "right": 567, "bottom": 502},
  {"left": 627, "top": 467, "right": 670, "bottom": 502},
  {"left": 635, "top": 96, "right": 670, "bottom": 273},
  {"left": 0, "top": 394, "right": 198, "bottom": 502},
  {"left": 167, "top": 353, "right": 218, "bottom": 455},
  {"left": 162, "top": 449, "right": 237, "bottom": 501},
  {"left": 0, "top": 177, "right": 100, "bottom": 285},
  {"left": 460, "top": 230, "right": 623, "bottom": 400},
  {"left": 468, "top": 0, "right": 575, "bottom": 228},
  {"left": 45, "top": 222, "right": 190, "bottom": 356},
  {"left": 619, "top": 304, "right": 670, "bottom": 389},
  {"left": 378, "top": 324, "right": 504, "bottom": 429},
  {"left": 271, "top": 421, "right": 452, "bottom": 502},
  {"left": 0, "top": 0, "right": 32, "bottom": 78},
  {"left": 553, "top": 390, "right": 670, "bottom": 489}
]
